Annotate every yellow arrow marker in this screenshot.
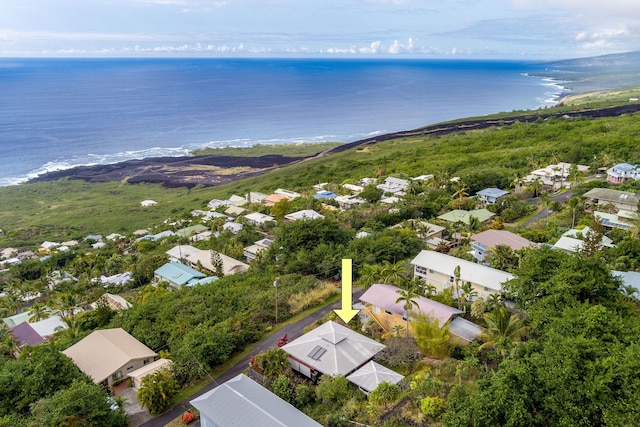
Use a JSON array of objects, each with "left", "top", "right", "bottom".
[{"left": 334, "top": 259, "right": 360, "bottom": 324}]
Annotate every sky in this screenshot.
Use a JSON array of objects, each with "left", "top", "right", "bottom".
[{"left": 1, "top": 0, "right": 640, "bottom": 59}]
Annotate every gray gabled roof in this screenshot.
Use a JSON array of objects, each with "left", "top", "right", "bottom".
[
  {"left": 191, "top": 374, "right": 321, "bottom": 427},
  {"left": 281, "top": 321, "right": 385, "bottom": 376},
  {"left": 448, "top": 317, "right": 483, "bottom": 343},
  {"left": 346, "top": 361, "right": 404, "bottom": 393}
]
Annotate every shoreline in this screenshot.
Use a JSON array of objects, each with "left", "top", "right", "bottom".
[{"left": 25, "top": 103, "right": 640, "bottom": 189}]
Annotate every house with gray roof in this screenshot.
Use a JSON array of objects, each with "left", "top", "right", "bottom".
[
  {"left": 244, "top": 212, "right": 275, "bottom": 226},
  {"left": 476, "top": 187, "right": 509, "bottom": 205},
  {"left": 583, "top": 188, "right": 640, "bottom": 212},
  {"left": 281, "top": 321, "right": 385, "bottom": 379},
  {"left": 191, "top": 374, "right": 321, "bottom": 427},
  {"left": 346, "top": 361, "right": 405, "bottom": 394},
  {"left": 377, "top": 176, "right": 410, "bottom": 195},
  {"left": 552, "top": 226, "right": 615, "bottom": 254}
]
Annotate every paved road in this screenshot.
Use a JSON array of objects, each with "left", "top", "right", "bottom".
[
  {"left": 523, "top": 189, "right": 573, "bottom": 227},
  {"left": 140, "top": 288, "right": 365, "bottom": 427}
]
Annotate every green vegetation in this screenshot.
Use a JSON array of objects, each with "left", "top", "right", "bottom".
[
  {"left": 1, "top": 94, "right": 640, "bottom": 425},
  {"left": 192, "top": 141, "right": 342, "bottom": 157},
  {"left": 3, "top": 102, "right": 640, "bottom": 247},
  {"left": 559, "top": 85, "right": 640, "bottom": 107}
]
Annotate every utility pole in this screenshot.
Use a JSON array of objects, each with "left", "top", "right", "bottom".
[{"left": 273, "top": 277, "right": 279, "bottom": 324}]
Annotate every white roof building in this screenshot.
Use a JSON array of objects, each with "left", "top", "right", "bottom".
[
  {"left": 411, "top": 250, "right": 514, "bottom": 295},
  {"left": 284, "top": 210, "right": 324, "bottom": 221},
  {"left": 140, "top": 200, "right": 157, "bottom": 207},
  {"left": 346, "top": 361, "right": 405, "bottom": 394},
  {"left": 274, "top": 188, "right": 301, "bottom": 200},
  {"left": 244, "top": 212, "right": 275, "bottom": 226},
  {"left": 281, "top": 321, "right": 385, "bottom": 377},
  {"left": 377, "top": 177, "right": 410, "bottom": 195},
  {"left": 191, "top": 374, "right": 321, "bottom": 427},
  {"left": 553, "top": 226, "right": 615, "bottom": 253},
  {"left": 222, "top": 222, "right": 244, "bottom": 234}
]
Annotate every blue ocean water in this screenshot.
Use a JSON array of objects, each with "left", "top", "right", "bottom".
[{"left": 0, "top": 58, "right": 563, "bottom": 186}]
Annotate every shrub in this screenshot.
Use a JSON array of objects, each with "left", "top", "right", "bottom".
[{"left": 420, "top": 396, "right": 448, "bottom": 419}]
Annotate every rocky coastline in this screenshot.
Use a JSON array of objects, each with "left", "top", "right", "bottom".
[{"left": 29, "top": 103, "right": 640, "bottom": 188}]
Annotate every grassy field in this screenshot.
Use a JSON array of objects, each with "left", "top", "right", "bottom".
[
  {"left": 558, "top": 85, "right": 640, "bottom": 107},
  {"left": 1, "top": 94, "right": 639, "bottom": 247},
  {"left": 191, "top": 141, "right": 342, "bottom": 157}
]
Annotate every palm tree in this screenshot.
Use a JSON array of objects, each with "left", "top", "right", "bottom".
[
  {"left": 467, "top": 215, "right": 482, "bottom": 234},
  {"left": 485, "top": 293, "right": 504, "bottom": 312},
  {"left": 528, "top": 177, "right": 543, "bottom": 198},
  {"left": 0, "top": 326, "right": 19, "bottom": 359},
  {"left": 359, "top": 263, "right": 383, "bottom": 288},
  {"left": 567, "top": 196, "right": 584, "bottom": 228},
  {"left": 459, "top": 282, "right": 478, "bottom": 313},
  {"left": 54, "top": 315, "right": 85, "bottom": 343},
  {"left": 487, "top": 244, "right": 518, "bottom": 271},
  {"left": 380, "top": 260, "right": 407, "bottom": 286},
  {"left": 453, "top": 265, "right": 462, "bottom": 300},
  {"left": 28, "top": 302, "right": 52, "bottom": 322},
  {"left": 451, "top": 181, "right": 469, "bottom": 208},
  {"left": 421, "top": 283, "right": 437, "bottom": 298},
  {"left": 0, "top": 292, "right": 22, "bottom": 317},
  {"left": 395, "top": 287, "right": 420, "bottom": 338},
  {"left": 52, "top": 292, "right": 84, "bottom": 320},
  {"left": 479, "top": 307, "right": 528, "bottom": 358},
  {"left": 391, "top": 324, "right": 405, "bottom": 337}
]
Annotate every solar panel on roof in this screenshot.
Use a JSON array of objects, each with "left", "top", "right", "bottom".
[{"left": 308, "top": 345, "right": 327, "bottom": 361}]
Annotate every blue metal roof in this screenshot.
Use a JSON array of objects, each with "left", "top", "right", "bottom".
[{"left": 154, "top": 262, "right": 206, "bottom": 286}]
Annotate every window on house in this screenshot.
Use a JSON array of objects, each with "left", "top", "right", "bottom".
[
  {"left": 374, "top": 306, "right": 381, "bottom": 314},
  {"left": 127, "top": 365, "right": 134, "bottom": 371},
  {"left": 113, "top": 371, "right": 122, "bottom": 379},
  {"left": 484, "top": 287, "right": 492, "bottom": 292},
  {"left": 429, "top": 269, "right": 435, "bottom": 274},
  {"left": 144, "top": 359, "right": 149, "bottom": 365},
  {"left": 384, "top": 310, "right": 392, "bottom": 315},
  {"left": 449, "top": 276, "right": 455, "bottom": 283}
]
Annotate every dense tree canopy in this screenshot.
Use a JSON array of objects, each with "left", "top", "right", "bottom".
[{"left": 444, "top": 247, "right": 640, "bottom": 426}]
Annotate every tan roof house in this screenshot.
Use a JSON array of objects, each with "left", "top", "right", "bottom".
[
  {"left": 62, "top": 328, "right": 157, "bottom": 387},
  {"left": 127, "top": 358, "right": 173, "bottom": 389},
  {"left": 166, "top": 245, "right": 249, "bottom": 276},
  {"left": 438, "top": 208, "right": 495, "bottom": 225},
  {"left": 91, "top": 293, "right": 132, "bottom": 311},
  {"left": 263, "top": 194, "right": 287, "bottom": 207}
]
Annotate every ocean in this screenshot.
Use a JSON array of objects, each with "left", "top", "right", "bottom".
[{"left": 0, "top": 58, "right": 564, "bottom": 186}]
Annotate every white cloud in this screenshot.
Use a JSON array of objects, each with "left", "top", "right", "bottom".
[{"left": 511, "top": 0, "right": 640, "bottom": 17}]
